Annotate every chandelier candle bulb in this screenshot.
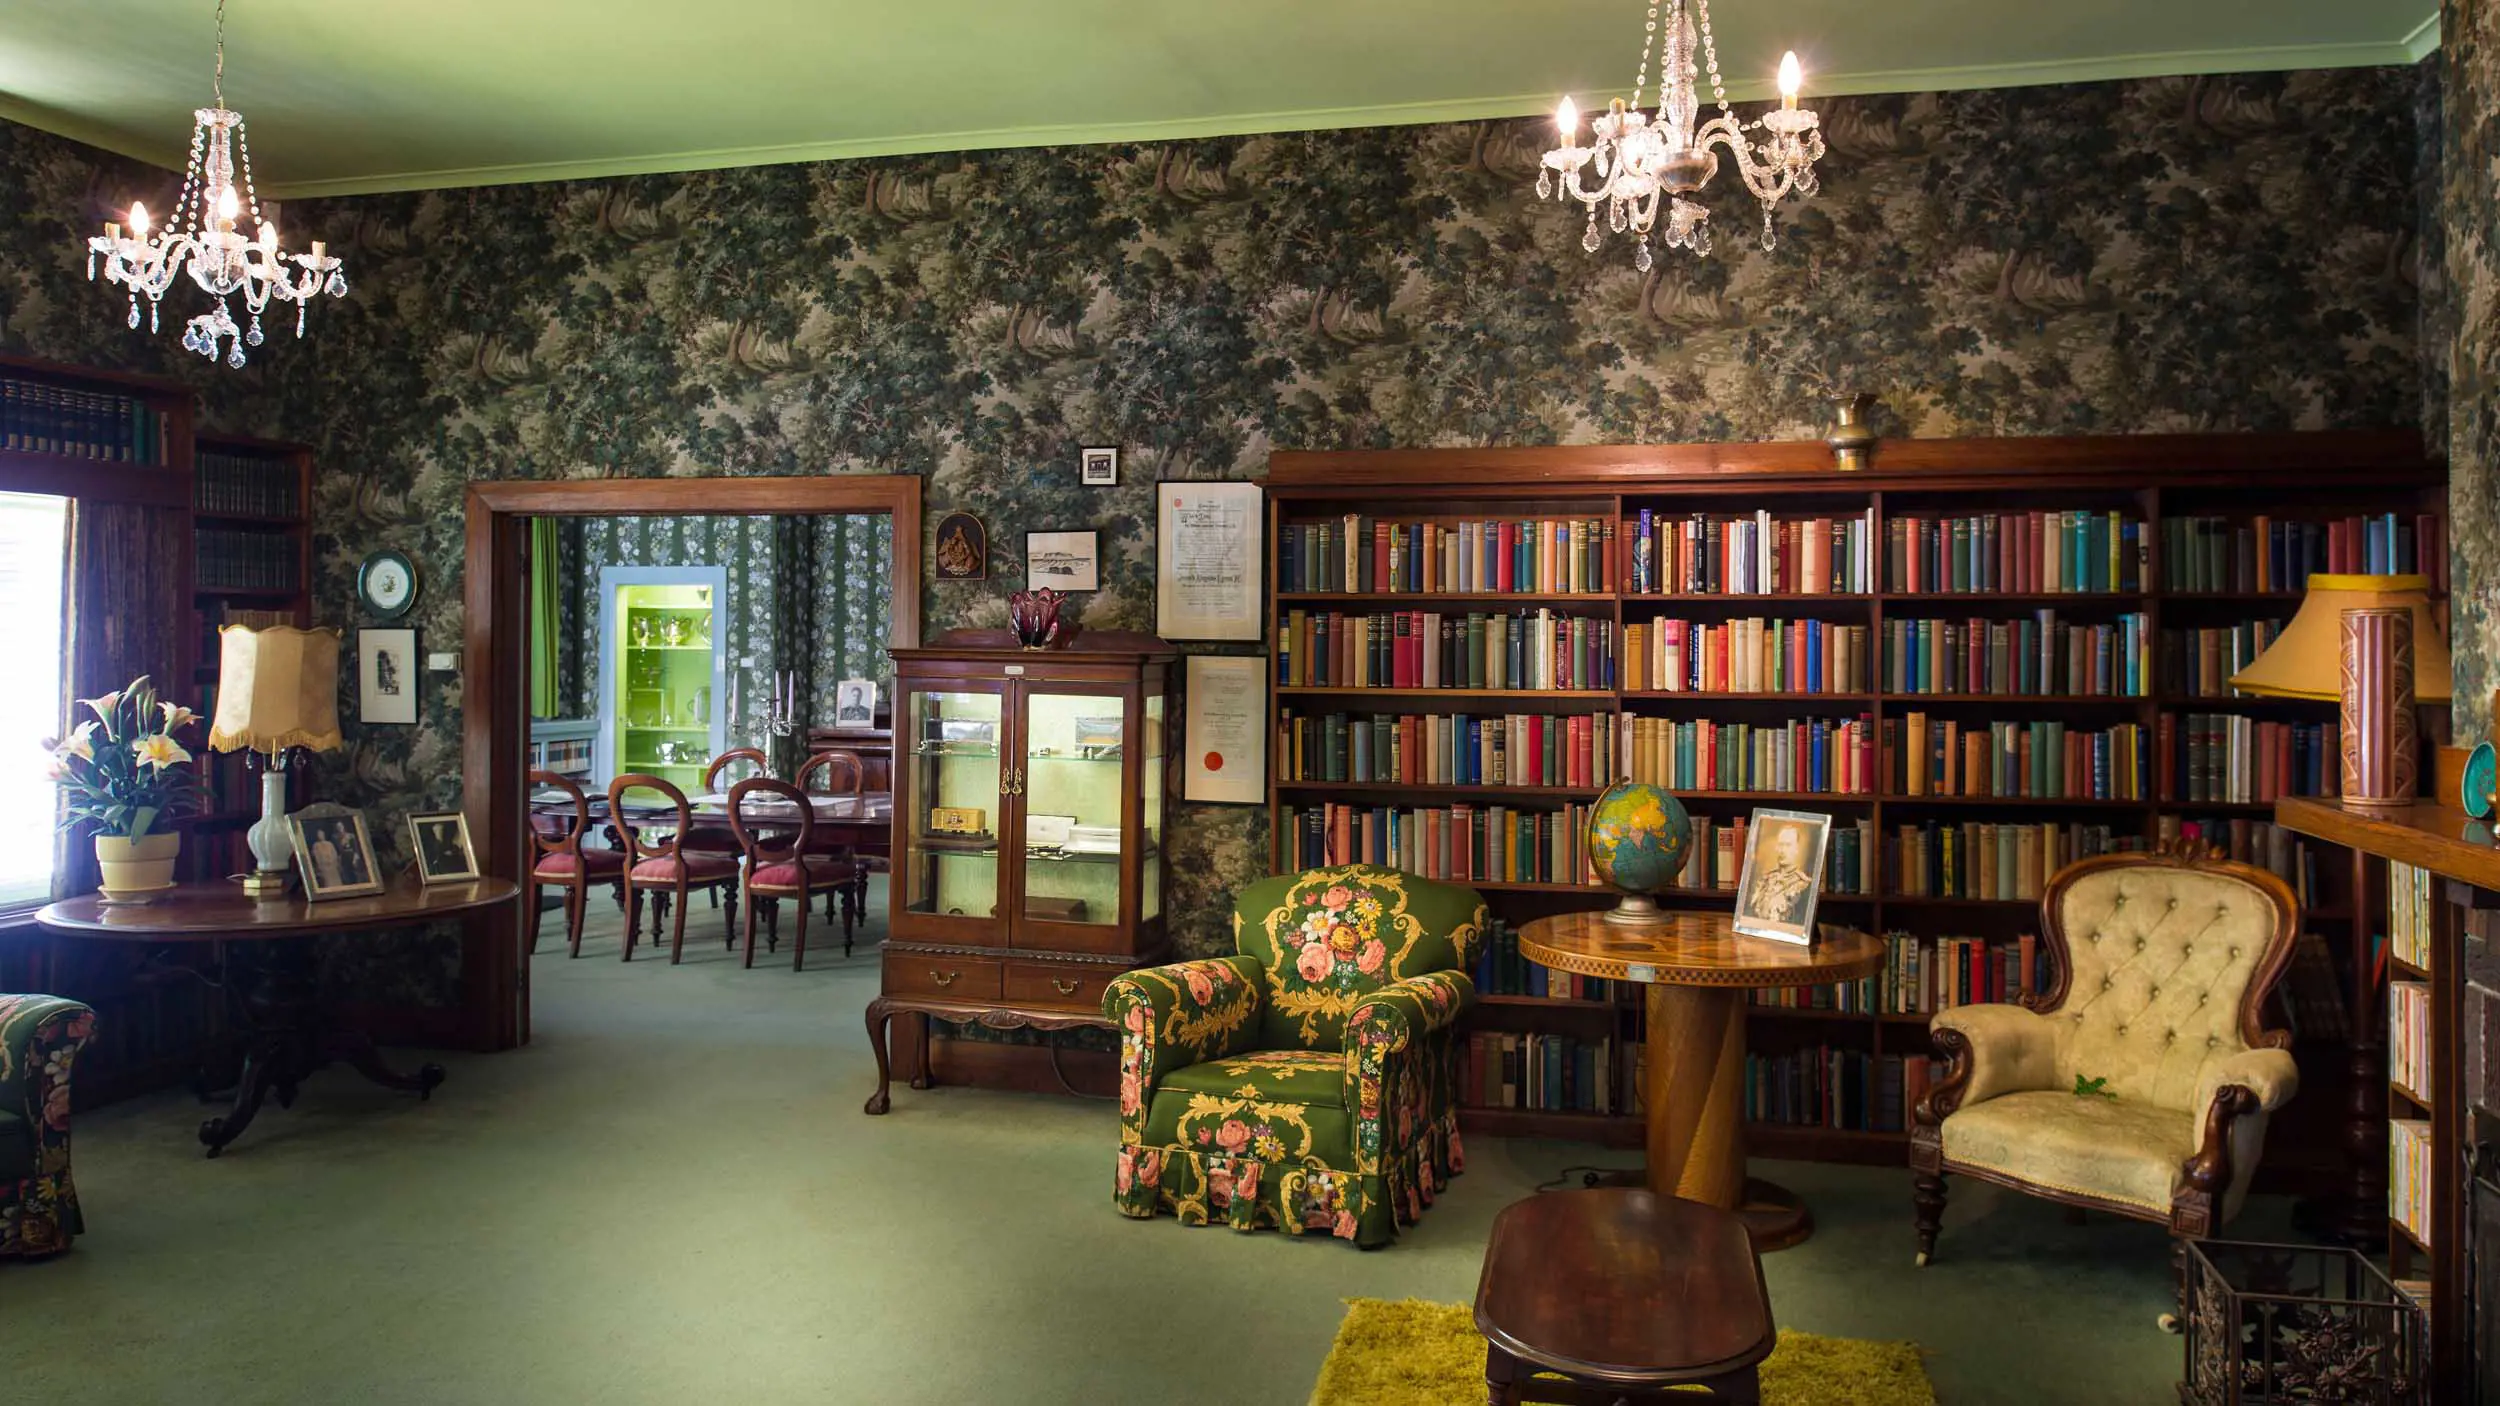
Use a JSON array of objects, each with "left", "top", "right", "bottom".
[
  {"left": 1779, "top": 51, "right": 1801, "bottom": 108},
  {"left": 1558, "top": 96, "right": 1578, "bottom": 138}
]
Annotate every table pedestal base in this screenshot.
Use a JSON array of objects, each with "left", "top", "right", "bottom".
[
  {"left": 1641, "top": 982, "right": 1812, "bottom": 1251},
  {"left": 198, "top": 937, "right": 445, "bottom": 1158}
]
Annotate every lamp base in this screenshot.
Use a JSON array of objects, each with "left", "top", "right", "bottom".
[{"left": 240, "top": 868, "right": 292, "bottom": 900}]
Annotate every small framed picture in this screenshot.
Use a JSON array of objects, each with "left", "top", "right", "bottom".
[
  {"left": 289, "top": 806, "right": 385, "bottom": 902},
  {"left": 407, "top": 811, "right": 480, "bottom": 885},
  {"left": 833, "top": 677, "right": 878, "bottom": 726},
  {"left": 1731, "top": 808, "right": 1831, "bottom": 945},
  {"left": 360, "top": 628, "right": 417, "bottom": 725},
  {"left": 1025, "top": 529, "right": 1100, "bottom": 592},
  {"left": 934, "top": 511, "right": 987, "bottom": 581},
  {"left": 1080, "top": 446, "right": 1119, "bottom": 486}
]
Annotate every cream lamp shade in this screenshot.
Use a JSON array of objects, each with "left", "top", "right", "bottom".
[
  {"left": 2226, "top": 574, "right": 2452, "bottom": 702},
  {"left": 208, "top": 625, "right": 345, "bottom": 754}
]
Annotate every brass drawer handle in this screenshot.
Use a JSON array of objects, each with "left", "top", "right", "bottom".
[
  {"left": 1051, "top": 977, "right": 1080, "bottom": 996},
  {"left": 930, "top": 969, "right": 959, "bottom": 987}
]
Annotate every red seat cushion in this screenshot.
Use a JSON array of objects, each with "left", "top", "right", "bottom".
[
  {"left": 630, "top": 853, "right": 741, "bottom": 884},
  {"left": 534, "top": 849, "right": 624, "bottom": 878},
  {"left": 677, "top": 825, "right": 741, "bottom": 854},
  {"left": 751, "top": 855, "right": 861, "bottom": 890}
]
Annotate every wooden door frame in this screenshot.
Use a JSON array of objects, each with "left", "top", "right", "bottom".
[{"left": 462, "top": 475, "right": 922, "bottom": 1049}]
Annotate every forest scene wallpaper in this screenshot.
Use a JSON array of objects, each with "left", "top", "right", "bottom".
[{"left": 0, "top": 59, "right": 2465, "bottom": 1006}]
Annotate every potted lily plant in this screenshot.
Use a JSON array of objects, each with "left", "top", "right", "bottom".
[{"left": 50, "top": 675, "right": 200, "bottom": 903}]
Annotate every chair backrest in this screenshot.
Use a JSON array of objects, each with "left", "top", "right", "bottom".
[
  {"left": 2035, "top": 846, "right": 2297, "bottom": 1112},
  {"left": 529, "top": 769, "right": 591, "bottom": 858},
  {"left": 703, "top": 747, "right": 771, "bottom": 792},
  {"left": 726, "top": 776, "right": 814, "bottom": 866},
  {"left": 1230, "top": 864, "right": 1487, "bottom": 1052},
  {"left": 606, "top": 774, "right": 694, "bottom": 865},
  {"left": 797, "top": 749, "right": 864, "bottom": 797}
]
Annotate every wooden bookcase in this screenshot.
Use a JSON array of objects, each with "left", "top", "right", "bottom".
[{"left": 1265, "top": 431, "right": 2442, "bottom": 1174}]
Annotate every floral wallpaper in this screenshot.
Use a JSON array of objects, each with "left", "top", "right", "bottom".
[
  {"left": 2444, "top": 2, "right": 2500, "bottom": 742},
  {"left": 0, "top": 61, "right": 2451, "bottom": 1007}
]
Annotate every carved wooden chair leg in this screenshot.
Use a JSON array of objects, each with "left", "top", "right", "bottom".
[
  {"left": 1912, "top": 1169, "right": 1947, "bottom": 1266},
  {"left": 669, "top": 884, "right": 690, "bottom": 964},
  {"left": 741, "top": 886, "right": 759, "bottom": 969},
  {"left": 621, "top": 884, "right": 640, "bottom": 962},
  {"left": 524, "top": 879, "right": 545, "bottom": 956},
  {"left": 2158, "top": 1237, "right": 2188, "bottom": 1333},
  {"left": 792, "top": 888, "right": 810, "bottom": 972},
  {"left": 566, "top": 881, "right": 589, "bottom": 958}
]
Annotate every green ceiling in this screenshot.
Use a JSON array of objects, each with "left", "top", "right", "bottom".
[{"left": 0, "top": 0, "right": 2442, "bottom": 198}]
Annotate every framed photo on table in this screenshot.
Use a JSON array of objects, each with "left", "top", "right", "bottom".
[
  {"left": 289, "top": 806, "right": 385, "bottom": 902},
  {"left": 1156, "top": 480, "right": 1262, "bottom": 641},
  {"left": 359, "top": 628, "right": 418, "bottom": 725},
  {"left": 833, "top": 678, "right": 877, "bottom": 725},
  {"left": 1731, "top": 808, "right": 1830, "bottom": 945},
  {"left": 406, "top": 811, "right": 481, "bottom": 884}
]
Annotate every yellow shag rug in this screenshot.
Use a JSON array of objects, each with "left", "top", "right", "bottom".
[{"left": 1310, "top": 1299, "right": 1936, "bottom": 1406}]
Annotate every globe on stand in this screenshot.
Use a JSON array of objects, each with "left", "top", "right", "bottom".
[{"left": 1583, "top": 779, "right": 1695, "bottom": 926}]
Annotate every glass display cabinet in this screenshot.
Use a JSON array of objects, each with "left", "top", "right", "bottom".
[
  {"left": 867, "top": 629, "right": 1177, "bottom": 1115},
  {"left": 596, "top": 565, "right": 729, "bottom": 788}
]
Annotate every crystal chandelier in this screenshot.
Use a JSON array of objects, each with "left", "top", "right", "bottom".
[
  {"left": 1537, "top": 0, "right": 1825, "bottom": 269},
  {"left": 83, "top": 0, "right": 345, "bottom": 368}
]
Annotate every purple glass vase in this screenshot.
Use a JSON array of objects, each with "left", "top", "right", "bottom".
[{"left": 1006, "top": 588, "right": 1078, "bottom": 649}]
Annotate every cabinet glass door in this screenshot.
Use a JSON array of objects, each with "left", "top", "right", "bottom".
[
  {"left": 1017, "top": 688, "right": 1127, "bottom": 928},
  {"left": 598, "top": 565, "right": 728, "bottom": 786},
  {"left": 902, "top": 684, "right": 1007, "bottom": 922}
]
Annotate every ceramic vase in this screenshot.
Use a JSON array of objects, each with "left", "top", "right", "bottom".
[{"left": 95, "top": 830, "right": 181, "bottom": 905}]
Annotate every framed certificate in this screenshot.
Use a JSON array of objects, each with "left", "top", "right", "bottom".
[
  {"left": 1156, "top": 480, "right": 1263, "bottom": 641},
  {"left": 1183, "top": 653, "right": 1267, "bottom": 803}
]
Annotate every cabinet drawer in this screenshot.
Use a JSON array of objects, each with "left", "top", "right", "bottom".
[
  {"left": 885, "top": 954, "right": 1003, "bottom": 1001},
  {"left": 1004, "top": 961, "right": 1118, "bottom": 1011}
]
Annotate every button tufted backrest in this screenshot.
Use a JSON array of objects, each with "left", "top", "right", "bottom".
[
  {"left": 2045, "top": 855, "right": 2294, "bottom": 1112},
  {"left": 1231, "top": 865, "right": 1487, "bottom": 1052}
]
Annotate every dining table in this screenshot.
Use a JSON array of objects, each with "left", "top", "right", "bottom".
[{"left": 527, "top": 787, "right": 891, "bottom": 937}]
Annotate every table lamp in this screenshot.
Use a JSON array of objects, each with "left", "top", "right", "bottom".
[
  {"left": 2227, "top": 573, "right": 2451, "bottom": 815},
  {"left": 207, "top": 625, "right": 344, "bottom": 896}
]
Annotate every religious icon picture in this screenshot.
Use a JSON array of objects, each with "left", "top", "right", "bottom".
[
  {"left": 933, "top": 512, "right": 988, "bottom": 581},
  {"left": 406, "top": 811, "right": 481, "bottom": 885},
  {"left": 1731, "top": 808, "right": 1831, "bottom": 945}
]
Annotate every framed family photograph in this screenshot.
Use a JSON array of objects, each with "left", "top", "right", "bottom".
[
  {"left": 1731, "top": 808, "right": 1831, "bottom": 945},
  {"left": 359, "top": 627, "right": 417, "bottom": 725},
  {"left": 407, "top": 811, "right": 481, "bottom": 885},
  {"left": 1025, "top": 530, "right": 1100, "bottom": 592},
  {"left": 289, "top": 805, "right": 385, "bottom": 902},
  {"left": 1080, "top": 446, "right": 1119, "bottom": 486},
  {"left": 833, "top": 678, "right": 878, "bottom": 725}
]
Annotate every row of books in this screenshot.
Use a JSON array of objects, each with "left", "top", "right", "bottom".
[
  {"left": 1744, "top": 1048, "right": 1940, "bottom": 1134},
  {"left": 1622, "top": 617, "right": 1869, "bottom": 694},
  {"left": 1277, "top": 515, "right": 1615, "bottom": 595},
  {"left": 1885, "top": 822, "right": 2139, "bottom": 901},
  {"left": 1282, "top": 802, "right": 1597, "bottom": 886},
  {"left": 2392, "top": 980, "right": 2433, "bottom": 1103},
  {"left": 2162, "top": 513, "right": 2447, "bottom": 594},
  {"left": 1621, "top": 714, "right": 1879, "bottom": 796},
  {"left": 1889, "top": 714, "right": 2149, "bottom": 800},
  {"left": 2158, "top": 621, "right": 2286, "bottom": 698},
  {"left": 1276, "top": 710, "right": 1616, "bottom": 789},
  {"left": 1464, "top": 1033, "right": 1624, "bottom": 1114},
  {"left": 2157, "top": 714, "right": 2338, "bottom": 804},
  {"left": 1475, "top": 917, "right": 1618, "bottom": 1000},
  {"left": 1273, "top": 609, "right": 1617, "bottom": 691},
  {"left": 195, "top": 448, "right": 301, "bottom": 519},
  {"left": 1881, "top": 612, "right": 2149, "bottom": 698},
  {"left": 2280, "top": 931, "right": 2352, "bottom": 1043},
  {"left": 2392, "top": 1118, "right": 2434, "bottom": 1249},
  {"left": 194, "top": 527, "right": 302, "bottom": 595},
  {"left": 1747, "top": 929, "right": 2050, "bottom": 1016},
  {"left": 2389, "top": 860, "right": 2434, "bottom": 971},
  {"left": 2162, "top": 817, "right": 2325, "bottom": 904},
  {"left": 1625, "top": 509, "right": 1877, "bottom": 596},
  {"left": 1884, "top": 511, "right": 2144, "bottom": 595},
  {"left": 0, "top": 376, "right": 171, "bottom": 462}
]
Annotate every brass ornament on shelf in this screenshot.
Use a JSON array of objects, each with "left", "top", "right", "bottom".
[{"left": 1826, "top": 395, "right": 1876, "bottom": 472}]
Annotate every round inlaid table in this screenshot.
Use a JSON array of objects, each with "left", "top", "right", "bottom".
[
  {"left": 1517, "top": 910, "right": 1885, "bottom": 1251},
  {"left": 38, "top": 877, "right": 517, "bottom": 1157}
]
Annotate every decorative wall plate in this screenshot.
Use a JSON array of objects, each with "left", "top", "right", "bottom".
[
  {"left": 356, "top": 549, "right": 419, "bottom": 619},
  {"left": 2462, "top": 740, "right": 2496, "bottom": 821}
]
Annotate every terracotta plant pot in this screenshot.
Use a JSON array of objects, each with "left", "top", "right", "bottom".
[{"left": 95, "top": 830, "right": 181, "bottom": 905}]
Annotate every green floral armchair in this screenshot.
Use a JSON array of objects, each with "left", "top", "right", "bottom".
[
  {"left": 1, "top": 994, "right": 97, "bottom": 1258},
  {"left": 1102, "top": 865, "right": 1483, "bottom": 1247}
]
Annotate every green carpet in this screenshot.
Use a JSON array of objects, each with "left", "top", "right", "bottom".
[
  {"left": 1, "top": 884, "right": 2204, "bottom": 1403},
  {"left": 1310, "top": 1299, "right": 1934, "bottom": 1405}
]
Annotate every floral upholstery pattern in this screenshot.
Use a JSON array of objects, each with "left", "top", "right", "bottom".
[
  {"left": 0, "top": 994, "right": 96, "bottom": 1258},
  {"left": 1104, "top": 865, "right": 1483, "bottom": 1247}
]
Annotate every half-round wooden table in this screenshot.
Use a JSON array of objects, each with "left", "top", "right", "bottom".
[
  {"left": 1518, "top": 910, "right": 1885, "bottom": 1251},
  {"left": 39, "top": 877, "right": 518, "bottom": 1156}
]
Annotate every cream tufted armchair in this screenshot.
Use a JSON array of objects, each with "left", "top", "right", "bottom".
[{"left": 1910, "top": 846, "right": 2299, "bottom": 1326}]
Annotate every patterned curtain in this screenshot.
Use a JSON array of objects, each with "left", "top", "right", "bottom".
[
  {"left": 807, "top": 515, "right": 895, "bottom": 717},
  {"left": 770, "top": 516, "right": 815, "bottom": 779},
  {"left": 528, "top": 517, "right": 562, "bottom": 719},
  {"left": 56, "top": 501, "right": 187, "bottom": 899}
]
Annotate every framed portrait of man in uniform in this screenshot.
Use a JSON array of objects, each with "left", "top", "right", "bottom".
[{"left": 1732, "top": 808, "right": 1831, "bottom": 945}]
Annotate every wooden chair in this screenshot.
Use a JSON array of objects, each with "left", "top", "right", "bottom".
[
  {"left": 607, "top": 774, "right": 741, "bottom": 964},
  {"left": 679, "top": 745, "right": 771, "bottom": 860},
  {"left": 728, "top": 777, "right": 863, "bottom": 970},
  {"left": 796, "top": 748, "right": 873, "bottom": 927},
  {"left": 526, "top": 770, "right": 626, "bottom": 959},
  {"left": 1910, "top": 844, "right": 2300, "bottom": 1329}
]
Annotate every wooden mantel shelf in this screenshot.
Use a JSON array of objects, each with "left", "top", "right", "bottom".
[{"left": 2274, "top": 797, "right": 2500, "bottom": 894}]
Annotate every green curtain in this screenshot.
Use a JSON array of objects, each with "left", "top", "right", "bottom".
[{"left": 529, "top": 517, "right": 561, "bottom": 719}]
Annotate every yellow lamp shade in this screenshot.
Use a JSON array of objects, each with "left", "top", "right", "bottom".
[
  {"left": 2227, "top": 574, "right": 2452, "bottom": 703},
  {"left": 208, "top": 625, "right": 345, "bottom": 754}
]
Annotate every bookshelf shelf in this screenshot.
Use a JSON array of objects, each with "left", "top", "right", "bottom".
[
  {"left": 2390, "top": 1081, "right": 2431, "bottom": 1111},
  {"left": 1273, "top": 433, "right": 2442, "bottom": 1173}
]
